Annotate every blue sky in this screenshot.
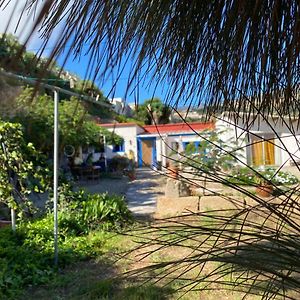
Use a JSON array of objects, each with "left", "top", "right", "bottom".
[{"left": 0, "top": 0, "right": 169, "bottom": 105}]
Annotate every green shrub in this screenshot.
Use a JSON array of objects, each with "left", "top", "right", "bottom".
[
  {"left": 227, "top": 166, "right": 299, "bottom": 186},
  {"left": 0, "top": 188, "right": 132, "bottom": 298},
  {"left": 52, "top": 184, "right": 133, "bottom": 234}
]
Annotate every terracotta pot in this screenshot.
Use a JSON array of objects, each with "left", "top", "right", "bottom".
[
  {"left": 167, "top": 165, "right": 179, "bottom": 179},
  {"left": 256, "top": 184, "right": 273, "bottom": 197}
]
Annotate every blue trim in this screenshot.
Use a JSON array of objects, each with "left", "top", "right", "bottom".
[
  {"left": 137, "top": 138, "right": 142, "bottom": 167},
  {"left": 112, "top": 142, "right": 125, "bottom": 152},
  {"left": 183, "top": 141, "right": 202, "bottom": 153},
  {"left": 182, "top": 141, "right": 189, "bottom": 150},
  {"left": 137, "top": 137, "right": 157, "bottom": 167},
  {"left": 137, "top": 132, "right": 199, "bottom": 138},
  {"left": 152, "top": 141, "right": 157, "bottom": 168}
]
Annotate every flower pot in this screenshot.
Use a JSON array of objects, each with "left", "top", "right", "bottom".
[
  {"left": 167, "top": 165, "right": 179, "bottom": 179},
  {"left": 256, "top": 184, "right": 273, "bottom": 197}
]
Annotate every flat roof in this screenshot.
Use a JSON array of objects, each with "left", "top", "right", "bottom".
[
  {"left": 142, "top": 122, "right": 215, "bottom": 134},
  {"left": 98, "top": 122, "right": 143, "bottom": 128}
]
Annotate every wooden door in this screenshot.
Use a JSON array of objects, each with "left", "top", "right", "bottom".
[{"left": 141, "top": 140, "right": 153, "bottom": 166}]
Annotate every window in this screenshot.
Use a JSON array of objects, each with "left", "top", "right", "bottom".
[
  {"left": 251, "top": 135, "right": 275, "bottom": 166},
  {"left": 113, "top": 142, "right": 125, "bottom": 152},
  {"left": 183, "top": 141, "right": 201, "bottom": 153}
]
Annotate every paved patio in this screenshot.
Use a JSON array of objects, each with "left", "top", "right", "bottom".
[{"left": 126, "top": 168, "right": 164, "bottom": 216}]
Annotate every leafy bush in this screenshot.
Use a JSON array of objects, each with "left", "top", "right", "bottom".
[
  {"left": 228, "top": 166, "right": 299, "bottom": 186},
  {"left": 53, "top": 184, "right": 133, "bottom": 234},
  {"left": 182, "top": 129, "right": 243, "bottom": 172},
  {"left": 0, "top": 217, "right": 112, "bottom": 299},
  {"left": 0, "top": 188, "right": 132, "bottom": 298}
]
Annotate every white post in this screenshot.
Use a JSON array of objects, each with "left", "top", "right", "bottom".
[
  {"left": 53, "top": 90, "right": 59, "bottom": 266},
  {"left": 11, "top": 208, "right": 16, "bottom": 231},
  {"left": 162, "top": 134, "right": 168, "bottom": 169}
]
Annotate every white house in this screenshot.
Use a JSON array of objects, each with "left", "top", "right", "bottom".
[
  {"left": 100, "top": 122, "right": 145, "bottom": 162},
  {"left": 109, "top": 98, "right": 133, "bottom": 116},
  {"left": 217, "top": 112, "right": 300, "bottom": 167},
  {"left": 99, "top": 121, "right": 214, "bottom": 168},
  {"left": 97, "top": 114, "right": 300, "bottom": 170}
]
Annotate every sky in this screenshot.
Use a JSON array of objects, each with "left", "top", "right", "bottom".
[{"left": 0, "top": 0, "right": 169, "bottom": 105}]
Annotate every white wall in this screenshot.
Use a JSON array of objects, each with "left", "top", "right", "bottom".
[
  {"left": 218, "top": 114, "right": 300, "bottom": 166},
  {"left": 103, "top": 125, "right": 144, "bottom": 162},
  {"left": 154, "top": 133, "right": 206, "bottom": 168},
  {"left": 216, "top": 118, "right": 248, "bottom": 165}
]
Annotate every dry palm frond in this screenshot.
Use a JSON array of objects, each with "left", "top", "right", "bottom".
[{"left": 1, "top": 0, "right": 299, "bottom": 116}]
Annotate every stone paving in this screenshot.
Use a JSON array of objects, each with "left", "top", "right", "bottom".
[{"left": 126, "top": 168, "right": 163, "bottom": 216}]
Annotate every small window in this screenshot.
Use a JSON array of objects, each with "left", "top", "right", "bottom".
[
  {"left": 113, "top": 142, "right": 125, "bottom": 152},
  {"left": 182, "top": 142, "right": 189, "bottom": 150},
  {"left": 183, "top": 141, "right": 201, "bottom": 154}
]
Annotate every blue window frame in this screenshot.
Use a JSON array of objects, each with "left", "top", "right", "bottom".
[
  {"left": 112, "top": 142, "right": 125, "bottom": 152},
  {"left": 183, "top": 141, "right": 201, "bottom": 153},
  {"left": 182, "top": 142, "right": 189, "bottom": 150}
]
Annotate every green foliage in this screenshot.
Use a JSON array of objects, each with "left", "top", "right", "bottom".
[
  {"left": 115, "top": 114, "right": 144, "bottom": 126},
  {"left": 0, "top": 34, "right": 59, "bottom": 80},
  {"left": 183, "top": 129, "right": 242, "bottom": 173},
  {"left": 0, "top": 187, "right": 132, "bottom": 298},
  {"left": 14, "top": 88, "right": 122, "bottom": 154},
  {"left": 134, "top": 98, "right": 171, "bottom": 125},
  {"left": 51, "top": 184, "right": 132, "bottom": 234},
  {"left": 0, "top": 220, "right": 108, "bottom": 299},
  {"left": 0, "top": 120, "right": 48, "bottom": 213},
  {"left": 228, "top": 166, "right": 299, "bottom": 186},
  {"left": 185, "top": 142, "right": 197, "bottom": 155}
]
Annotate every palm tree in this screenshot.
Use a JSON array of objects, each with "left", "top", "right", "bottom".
[{"left": 2, "top": 1, "right": 300, "bottom": 298}]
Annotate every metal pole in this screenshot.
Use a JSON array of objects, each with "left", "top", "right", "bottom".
[
  {"left": 103, "top": 135, "right": 107, "bottom": 171},
  {"left": 0, "top": 70, "right": 111, "bottom": 109},
  {"left": 11, "top": 208, "right": 16, "bottom": 231},
  {"left": 53, "top": 90, "right": 59, "bottom": 266}
]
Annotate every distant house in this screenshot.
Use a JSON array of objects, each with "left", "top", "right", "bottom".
[
  {"left": 217, "top": 112, "right": 300, "bottom": 167},
  {"left": 109, "top": 98, "right": 133, "bottom": 116},
  {"left": 99, "top": 121, "right": 214, "bottom": 168},
  {"left": 98, "top": 115, "right": 300, "bottom": 170}
]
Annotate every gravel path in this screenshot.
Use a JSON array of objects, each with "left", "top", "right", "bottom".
[{"left": 31, "top": 169, "right": 165, "bottom": 218}]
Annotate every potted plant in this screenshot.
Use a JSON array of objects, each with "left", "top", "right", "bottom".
[{"left": 255, "top": 176, "right": 273, "bottom": 197}]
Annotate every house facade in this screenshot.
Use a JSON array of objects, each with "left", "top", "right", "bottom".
[
  {"left": 99, "top": 121, "right": 215, "bottom": 168},
  {"left": 97, "top": 115, "right": 300, "bottom": 170},
  {"left": 217, "top": 113, "right": 300, "bottom": 168}
]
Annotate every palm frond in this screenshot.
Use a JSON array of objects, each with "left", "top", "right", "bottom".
[{"left": 1, "top": 0, "right": 299, "bottom": 115}]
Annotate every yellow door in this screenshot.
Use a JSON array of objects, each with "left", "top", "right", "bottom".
[{"left": 252, "top": 138, "right": 264, "bottom": 166}]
